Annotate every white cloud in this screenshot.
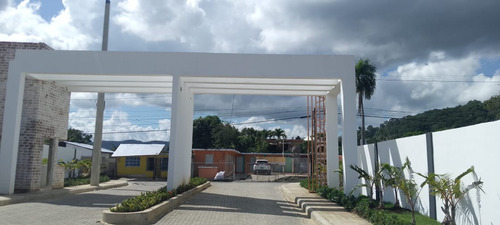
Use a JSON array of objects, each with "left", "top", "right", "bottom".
[
  {"left": 0, "top": 0, "right": 100, "bottom": 50},
  {"left": 366, "top": 53, "right": 500, "bottom": 127},
  {"left": 284, "top": 125, "right": 307, "bottom": 140},
  {"left": 68, "top": 108, "right": 170, "bottom": 142}
]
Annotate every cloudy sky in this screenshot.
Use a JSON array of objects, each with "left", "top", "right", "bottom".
[{"left": 1, "top": 0, "right": 499, "bottom": 142}]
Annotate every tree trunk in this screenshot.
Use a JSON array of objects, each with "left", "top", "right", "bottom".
[
  {"left": 359, "top": 93, "right": 366, "bottom": 145},
  {"left": 393, "top": 188, "right": 400, "bottom": 208}
]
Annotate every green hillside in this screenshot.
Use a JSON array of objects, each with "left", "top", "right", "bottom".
[{"left": 363, "top": 95, "right": 500, "bottom": 144}]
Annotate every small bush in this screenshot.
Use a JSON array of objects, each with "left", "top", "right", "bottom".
[
  {"left": 110, "top": 177, "right": 208, "bottom": 212},
  {"left": 64, "top": 175, "right": 110, "bottom": 187}
]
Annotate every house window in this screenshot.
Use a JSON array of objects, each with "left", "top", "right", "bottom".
[
  {"left": 146, "top": 157, "right": 155, "bottom": 171},
  {"left": 161, "top": 158, "right": 168, "bottom": 171},
  {"left": 205, "top": 154, "right": 214, "bottom": 164},
  {"left": 125, "top": 157, "right": 140, "bottom": 167}
]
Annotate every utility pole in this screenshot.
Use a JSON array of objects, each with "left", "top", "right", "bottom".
[{"left": 91, "top": 0, "right": 110, "bottom": 186}]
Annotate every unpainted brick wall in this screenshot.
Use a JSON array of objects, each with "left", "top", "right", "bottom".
[{"left": 0, "top": 42, "right": 70, "bottom": 192}]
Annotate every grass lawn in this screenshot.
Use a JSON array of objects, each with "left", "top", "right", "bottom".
[{"left": 381, "top": 203, "right": 440, "bottom": 225}]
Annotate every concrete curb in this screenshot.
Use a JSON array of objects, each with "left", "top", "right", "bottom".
[
  {"left": 0, "top": 178, "right": 129, "bottom": 206},
  {"left": 102, "top": 181, "right": 211, "bottom": 225}
]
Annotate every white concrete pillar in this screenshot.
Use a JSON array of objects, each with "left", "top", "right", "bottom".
[
  {"left": 46, "top": 138, "right": 58, "bottom": 188},
  {"left": 91, "top": 92, "right": 105, "bottom": 186},
  {"left": 340, "top": 78, "right": 358, "bottom": 194},
  {"left": 326, "top": 88, "right": 340, "bottom": 188},
  {"left": 167, "top": 77, "right": 194, "bottom": 191},
  {"left": 0, "top": 66, "right": 25, "bottom": 194}
]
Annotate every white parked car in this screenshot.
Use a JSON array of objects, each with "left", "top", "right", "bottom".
[{"left": 253, "top": 159, "right": 271, "bottom": 175}]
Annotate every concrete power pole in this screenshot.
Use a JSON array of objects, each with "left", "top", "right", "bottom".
[{"left": 91, "top": 0, "right": 110, "bottom": 186}]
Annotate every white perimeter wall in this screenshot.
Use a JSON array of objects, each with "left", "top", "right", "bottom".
[
  {"left": 433, "top": 120, "right": 500, "bottom": 225},
  {"left": 356, "top": 120, "right": 500, "bottom": 224}
]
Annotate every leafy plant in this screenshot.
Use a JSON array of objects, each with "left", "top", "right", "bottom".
[
  {"left": 419, "top": 166, "right": 484, "bottom": 225},
  {"left": 393, "top": 158, "right": 421, "bottom": 225},
  {"left": 349, "top": 164, "right": 386, "bottom": 208},
  {"left": 303, "top": 185, "right": 438, "bottom": 225}
]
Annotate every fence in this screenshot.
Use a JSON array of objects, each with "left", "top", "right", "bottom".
[
  {"left": 192, "top": 158, "right": 308, "bottom": 181},
  {"left": 355, "top": 120, "right": 500, "bottom": 224}
]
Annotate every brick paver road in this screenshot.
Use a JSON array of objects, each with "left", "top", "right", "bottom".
[
  {"left": 0, "top": 181, "right": 313, "bottom": 225},
  {"left": 0, "top": 180, "right": 166, "bottom": 225},
  {"left": 156, "top": 182, "right": 314, "bottom": 225}
]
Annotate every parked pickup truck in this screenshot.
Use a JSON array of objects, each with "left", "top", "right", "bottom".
[{"left": 253, "top": 159, "right": 271, "bottom": 175}]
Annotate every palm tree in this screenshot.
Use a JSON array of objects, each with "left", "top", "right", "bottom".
[
  {"left": 355, "top": 59, "right": 377, "bottom": 145},
  {"left": 419, "top": 166, "right": 484, "bottom": 225},
  {"left": 273, "top": 128, "right": 287, "bottom": 140}
]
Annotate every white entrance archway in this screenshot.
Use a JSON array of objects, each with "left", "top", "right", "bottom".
[{"left": 0, "top": 50, "right": 357, "bottom": 194}]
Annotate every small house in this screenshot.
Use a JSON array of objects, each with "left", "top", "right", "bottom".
[{"left": 112, "top": 144, "right": 168, "bottom": 179}]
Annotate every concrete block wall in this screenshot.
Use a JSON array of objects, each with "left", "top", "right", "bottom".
[
  {"left": 0, "top": 42, "right": 70, "bottom": 192},
  {"left": 357, "top": 120, "right": 500, "bottom": 224}
]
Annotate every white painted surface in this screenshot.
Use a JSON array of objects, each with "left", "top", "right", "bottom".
[
  {"left": 1, "top": 50, "right": 356, "bottom": 194},
  {"left": 42, "top": 141, "right": 113, "bottom": 178},
  {"left": 433, "top": 120, "right": 500, "bottom": 224},
  {"left": 356, "top": 144, "right": 375, "bottom": 196},
  {"left": 112, "top": 144, "right": 165, "bottom": 157},
  {"left": 356, "top": 120, "right": 500, "bottom": 224},
  {"left": 326, "top": 90, "right": 340, "bottom": 188},
  {"left": 378, "top": 135, "right": 430, "bottom": 216},
  {"left": 42, "top": 142, "right": 113, "bottom": 161},
  {"left": 341, "top": 79, "right": 358, "bottom": 193},
  {"left": 0, "top": 65, "right": 25, "bottom": 194}
]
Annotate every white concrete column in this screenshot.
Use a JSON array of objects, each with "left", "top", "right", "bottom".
[
  {"left": 91, "top": 92, "right": 105, "bottom": 186},
  {"left": 46, "top": 138, "right": 59, "bottom": 188},
  {"left": 167, "top": 77, "right": 194, "bottom": 191},
  {"left": 340, "top": 77, "right": 358, "bottom": 194},
  {"left": 326, "top": 88, "right": 340, "bottom": 188},
  {"left": 0, "top": 66, "right": 25, "bottom": 194}
]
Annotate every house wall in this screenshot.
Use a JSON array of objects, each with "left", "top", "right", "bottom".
[
  {"left": 116, "top": 155, "right": 168, "bottom": 179},
  {"left": 41, "top": 144, "right": 112, "bottom": 178},
  {"left": 356, "top": 120, "right": 500, "bottom": 224},
  {"left": 0, "top": 42, "right": 70, "bottom": 192},
  {"left": 192, "top": 149, "right": 239, "bottom": 178}
]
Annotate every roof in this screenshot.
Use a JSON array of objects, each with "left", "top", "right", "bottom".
[
  {"left": 112, "top": 144, "right": 166, "bottom": 157},
  {"left": 64, "top": 141, "right": 114, "bottom": 154}
]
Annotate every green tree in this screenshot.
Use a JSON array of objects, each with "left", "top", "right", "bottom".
[
  {"left": 192, "top": 115, "right": 224, "bottom": 148},
  {"left": 213, "top": 123, "right": 239, "bottom": 149},
  {"left": 484, "top": 95, "right": 500, "bottom": 120},
  {"left": 355, "top": 59, "right": 377, "bottom": 145},
  {"left": 67, "top": 128, "right": 92, "bottom": 144},
  {"left": 419, "top": 166, "right": 484, "bottom": 225}
]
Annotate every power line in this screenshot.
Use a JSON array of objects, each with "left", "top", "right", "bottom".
[{"left": 377, "top": 78, "right": 499, "bottom": 83}]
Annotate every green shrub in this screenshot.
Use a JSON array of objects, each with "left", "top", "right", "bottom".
[
  {"left": 64, "top": 175, "right": 110, "bottom": 187},
  {"left": 110, "top": 177, "right": 207, "bottom": 212},
  {"left": 300, "top": 184, "right": 439, "bottom": 225}
]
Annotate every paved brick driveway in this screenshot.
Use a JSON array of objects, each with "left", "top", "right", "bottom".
[
  {"left": 0, "top": 181, "right": 313, "bottom": 225},
  {"left": 155, "top": 182, "right": 313, "bottom": 225},
  {"left": 0, "top": 180, "right": 166, "bottom": 225}
]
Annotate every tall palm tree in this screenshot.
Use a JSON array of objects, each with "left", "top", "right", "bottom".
[{"left": 355, "top": 59, "right": 377, "bottom": 145}]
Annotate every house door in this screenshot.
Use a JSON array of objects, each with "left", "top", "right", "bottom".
[
  {"left": 236, "top": 156, "right": 244, "bottom": 173},
  {"left": 154, "top": 158, "right": 162, "bottom": 179}
]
